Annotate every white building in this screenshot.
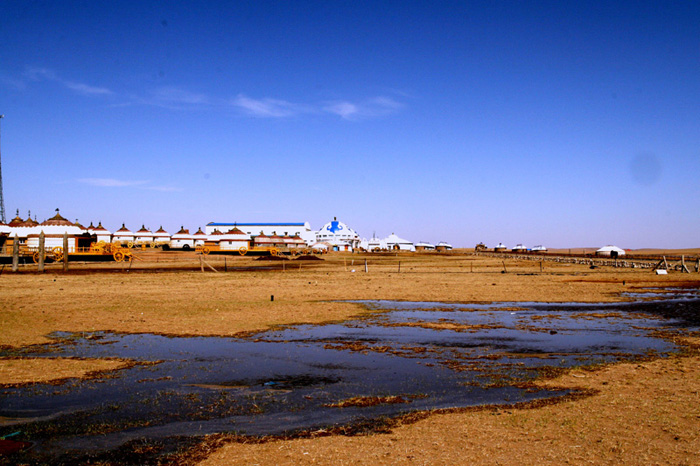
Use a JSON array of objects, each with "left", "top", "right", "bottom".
[
  {"left": 112, "top": 224, "right": 135, "bottom": 245},
  {"left": 134, "top": 226, "right": 155, "bottom": 246},
  {"left": 25, "top": 210, "right": 90, "bottom": 253},
  {"left": 193, "top": 227, "right": 207, "bottom": 246},
  {"left": 384, "top": 233, "right": 415, "bottom": 252},
  {"left": 153, "top": 226, "right": 170, "bottom": 245},
  {"left": 596, "top": 245, "right": 626, "bottom": 257},
  {"left": 314, "top": 218, "right": 361, "bottom": 251},
  {"left": 217, "top": 228, "right": 250, "bottom": 251},
  {"left": 206, "top": 222, "right": 314, "bottom": 244},
  {"left": 169, "top": 227, "right": 195, "bottom": 250},
  {"left": 415, "top": 241, "right": 435, "bottom": 251},
  {"left": 435, "top": 241, "right": 453, "bottom": 252},
  {"left": 89, "top": 222, "right": 112, "bottom": 243}
]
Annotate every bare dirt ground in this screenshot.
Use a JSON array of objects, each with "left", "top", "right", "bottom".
[{"left": 1, "top": 251, "right": 699, "bottom": 464}]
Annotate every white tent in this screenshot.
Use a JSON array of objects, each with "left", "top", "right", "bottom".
[
  {"left": 596, "top": 245, "right": 626, "bottom": 257},
  {"left": 385, "top": 233, "right": 415, "bottom": 252}
]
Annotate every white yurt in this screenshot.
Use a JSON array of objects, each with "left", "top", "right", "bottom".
[
  {"left": 134, "top": 225, "right": 155, "bottom": 246},
  {"left": 26, "top": 210, "right": 89, "bottom": 253},
  {"left": 169, "top": 227, "right": 195, "bottom": 250},
  {"left": 415, "top": 241, "right": 435, "bottom": 251},
  {"left": 384, "top": 233, "right": 415, "bottom": 252},
  {"left": 112, "top": 224, "right": 135, "bottom": 245},
  {"left": 289, "top": 235, "right": 307, "bottom": 249},
  {"left": 90, "top": 222, "right": 112, "bottom": 243},
  {"left": 512, "top": 244, "right": 527, "bottom": 252},
  {"left": 363, "top": 235, "right": 387, "bottom": 252},
  {"left": 596, "top": 245, "right": 626, "bottom": 257},
  {"left": 252, "top": 232, "right": 274, "bottom": 248},
  {"left": 193, "top": 227, "right": 208, "bottom": 247},
  {"left": 218, "top": 228, "right": 250, "bottom": 251},
  {"left": 153, "top": 226, "right": 170, "bottom": 245},
  {"left": 494, "top": 242, "right": 507, "bottom": 252},
  {"left": 435, "top": 241, "right": 453, "bottom": 252},
  {"left": 532, "top": 245, "right": 548, "bottom": 252}
]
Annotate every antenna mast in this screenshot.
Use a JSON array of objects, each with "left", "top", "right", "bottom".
[{"left": 0, "top": 114, "right": 5, "bottom": 223}]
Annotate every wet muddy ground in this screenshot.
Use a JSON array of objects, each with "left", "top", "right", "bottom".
[{"left": 1, "top": 290, "right": 698, "bottom": 464}]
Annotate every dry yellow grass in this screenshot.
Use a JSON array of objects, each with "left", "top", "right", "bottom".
[
  {"left": 0, "top": 252, "right": 698, "bottom": 464},
  {"left": 0, "top": 358, "right": 128, "bottom": 385}
]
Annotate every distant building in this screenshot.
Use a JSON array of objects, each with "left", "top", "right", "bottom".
[
  {"left": 206, "top": 222, "right": 314, "bottom": 244},
  {"left": 415, "top": 241, "right": 435, "bottom": 251},
  {"left": 435, "top": 241, "right": 453, "bottom": 252},
  {"left": 596, "top": 245, "right": 625, "bottom": 257},
  {"left": 314, "top": 218, "right": 361, "bottom": 251}
]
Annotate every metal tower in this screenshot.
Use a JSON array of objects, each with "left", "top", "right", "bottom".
[{"left": 0, "top": 114, "right": 5, "bottom": 223}]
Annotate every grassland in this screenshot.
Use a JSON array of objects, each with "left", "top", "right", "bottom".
[{"left": 1, "top": 250, "right": 699, "bottom": 464}]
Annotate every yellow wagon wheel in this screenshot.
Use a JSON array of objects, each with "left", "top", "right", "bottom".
[
  {"left": 52, "top": 247, "right": 64, "bottom": 262},
  {"left": 270, "top": 248, "right": 279, "bottom": 256},
  {"left": 150, "top": 241, "right": 157, "bottom": 248},
  {"left": 201, "top": 246, "right": 210, "bottom": 255},
  {"left": 113, "top": 251, "right": 125, "bottom": 262},
  {"left": 32, "top": 251, "right": 44, "bottom": 264},
  {"left": 238, "top": 246, "right": 248, "bottom": 255},
  {"left": 127, "top": 241, "right": 134, "bottom": 249}
]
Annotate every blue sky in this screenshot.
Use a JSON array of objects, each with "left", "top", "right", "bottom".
[{"left": 1, "top": 1, "right": 698, "bottom": 248}]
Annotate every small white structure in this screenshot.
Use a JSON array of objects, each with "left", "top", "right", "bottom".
[
  {"left": 384, "top": 233, "right": 415, "bottom": 252},
  {"left": 112, "top": 224, "right": 135, "bottom": 245},
  {"left": 311, "top": 242, "right": 329, "bottom": 252},
  {"left": 512, "top": 244, "right": 527, "bottom": 252},
  {"left": 361, "top": 234, "right": 387, "bottom": 252},
  {"left": 134, "top": 225, "right": 155, "bottom": 246},
  {"left": 169, "top": 227, "right": 195, "bottom": 250},
  {"left": 193, "top": 227, "right": 207, "bottom": 247},
  {"left": 218, "top": 228, "right": 251, "bottom": 251},
  {"left": 435, "top": 241, "right": 453, "bottom": 252},
  {"left": 90, "top": 222, "right": 112, "bottom": 243},
  {"left": 252, "top": 232, "right": 274, "bottom": 248},
  {"left": 26, "top": 210, "right": 89, "bottom": 253},
  {"left": 532, "top": 245, "right": 548, "bottom": 252},
  {"left": 596, "top": 245, "right": 626, "bottom": 257},
  {"left": 415, "top": 241, "right": 435, "bottom": 251},
  {"left": 494, "top": 242, "right": 507, "bottom": 252},
  {"left": 153, "top": 226, "right": 170, "bottom": 245}
]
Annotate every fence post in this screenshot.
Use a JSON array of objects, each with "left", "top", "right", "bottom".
[
  {"left": 12, "top": 234, "right": 19, "bottom": 272},
  {"left": 38, "top": 231, "right": 45, "bottom": 272},
  {"left": 63, "top": 233, "right": 69, "bottom": 272}
]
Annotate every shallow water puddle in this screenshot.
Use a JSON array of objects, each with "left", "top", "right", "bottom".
[{"left": 1, "top": 294, "right": 698, "bottom": 463}]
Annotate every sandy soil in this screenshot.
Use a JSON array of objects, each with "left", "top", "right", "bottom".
[{"left": 1, "top": 252, "right": 699, "bottom": 463}]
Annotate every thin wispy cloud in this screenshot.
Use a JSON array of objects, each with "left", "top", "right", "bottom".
[
  {"left": 232, "top": 94, "right": 309, "bottom": 118},
  {"left": 25, "top": 67, "right": 113, "bottom": 96},
  {"left": 77, "top": 178, "right": 182, "bottom": 192},
  {"left": 78, "top": 178, "right": 148, "bottom": 188},
  {"left": 324, "top": 96, "right": 403, "bottom": 120}
]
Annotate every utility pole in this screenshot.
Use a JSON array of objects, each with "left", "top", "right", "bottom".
[{"left": 0, "top": 114, "right": 5, "bottom": 223}]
